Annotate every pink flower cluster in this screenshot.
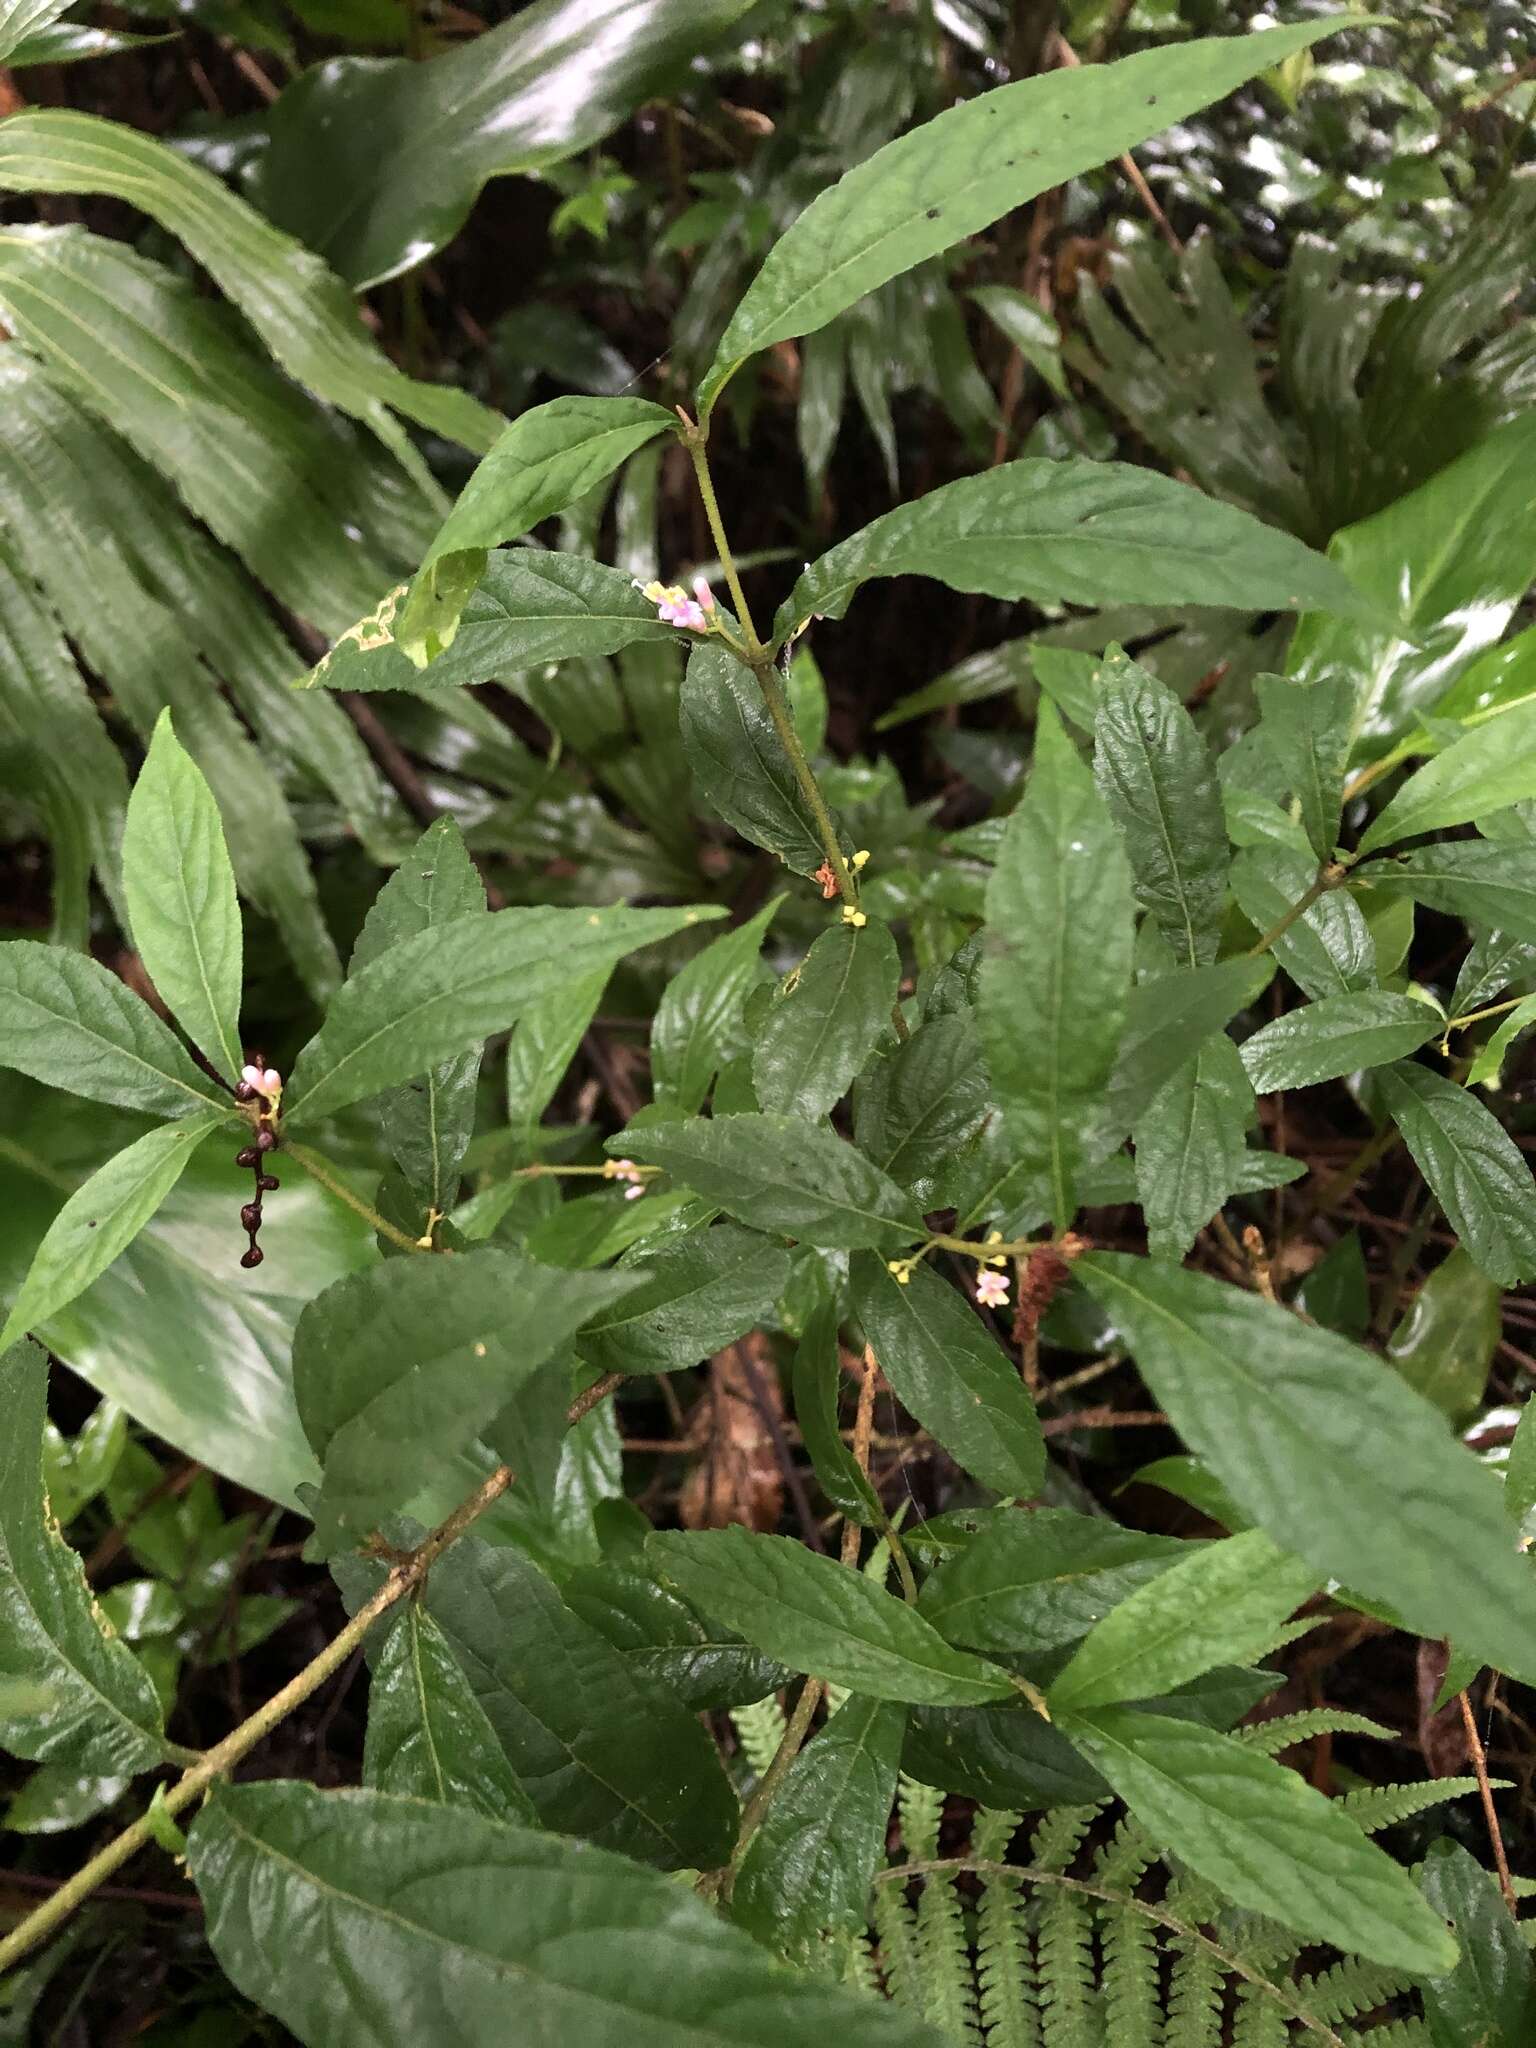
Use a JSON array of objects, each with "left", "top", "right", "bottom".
[{"left": 638, "top": 574, "right": 715, "bottom": 632}]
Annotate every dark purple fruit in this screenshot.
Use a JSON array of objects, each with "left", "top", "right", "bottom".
[
  {"left": 240, "top": 1246, "right": 264, "bottom": 1269},
  {"left": 256, "top": 1127, "right": 278, "bottom": 1153},
  {"left": 234, "top": 1080, "right": 256, "bottom": 1103},
  {"left": 258, "top": 1173, "right": 280, "bottom": 1192},
  {"left": 235, "top": 1146, "right": 259, "bottom": 1169},
  {"left": 240, "top": 1202, "right": 261, "bottom": 1232}
]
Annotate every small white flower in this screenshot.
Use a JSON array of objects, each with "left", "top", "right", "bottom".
[{"left": 976, "top": 1268, "right": 1011, "bottom": 1309}]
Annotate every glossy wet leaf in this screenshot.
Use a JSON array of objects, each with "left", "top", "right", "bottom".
[
  {"left": 1375, "top": 1061, "right": 1536, "bottom": 1287},
  {"left": 1133, "top": 1033, "right": 1254, "bottom": 1260},
  {"left": 698, "top": 18, "right": 1352, "bottom": 415},
  {"left": 651, "top": 897, "right": 781, "bottom": 1116},
  {"left": 188, "top": 1781, "right": 941, "bottom": 2047},
  {"left": 753, "top": 919, "right": 899, "bottom": 1120},
  {"left": 0, "top": 942, "right": 229, "bottom": 1122},
  {"left": 1240, "top": 991, "right": 1439, "bottom": 1093},
  {"left": 780, "top": 460, "right": 1377, "bottom": 643},
  {"left": 562, "top": 1562, "right": 784, "bottom": 1713},
  {"left": 681, "top": 643, "right": 829, "bottom": 877},
  {"left": 1356, "top": 841, "right": 1536, "bottom": 944},
  {"left": 850, "top": 1255, "right": 1044, "bottom": 1500},
  {"left": 1076, "top": 1252, "right": 1536, "bottom": 1686},
  {"left": 1469, "top": 991, "right": 1536, "bottom": 1090},
  {"left": 1097, "top": 955, "right": 1273, "bottom": 1147},
  {"left": 1048, "top": 1530, "right": 1320, "bottom": 1713},
  {"left": 1419, "top": 1838, "right": 1536, "bottom": 2048},
  {"left": 0, "top": 1114, "right": 221, "bottom": 1354},
  {"left": 916, "top": 1510, "right": 1190, "bottom": 1655},
  {"left": 363, "top": 1604, "right": 536, "bottom": 1824},
  {"left": 0, "top": 1339, "right": 167, "bottom": 1775},
  {"left": 1060, "top": 1707, "right": 1457, "bottom": 1975},
  {"left": 1361, "top": 696, "right": 1536, "bottom": 855},
  {"left": 853, "top": 1010, "right": 991, "bottom": 1208},
  {"left": 978, "top": 705, "right": 1133, "bottom": 1225},
  {"left": 792, "top": 1300, "right": 882, "bottom": 1528},
  {"left": 1254, "top": 672, "right": 1355, "bottom": 858},
  {"left": 648, "top": 1526, "right": 1015, "bottom": 1706},
  {"left": 1232, "top": 845, "right": 1375, "bottom": 998},
  {"left": 1386, "top": 1247, "right": 1501, "bottom": 1426},
  {"left": 612, "top": 1115, "right": 922, "bottom": 1251},
  {"left": 1093, "top": 646, "right": 1227, "bottom": 965},
  {"left": 285, "top": 902, "right": 720, "bottom": 1128},
  {"left": 578, "top": 1225, "right": 791, "bottom": 1376},
  {"left": 120, "top": 710, "right": 242, "bottom": 1084},
  {"left": 733, "top": 1695, "right": 905, "bottom": 1957},
  {"left": 294, "top": 1248, "right": 638, "bottom": 1548}
]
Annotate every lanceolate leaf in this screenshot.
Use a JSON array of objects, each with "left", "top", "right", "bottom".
[
  {"left": 0, "top": 0, "right": 70, "bottom": 63},
  {"left": 293, "top": 1249, "right": 640, "bottom": 1548},
  {"left": 187, "top": 1782, "right": 943, "bottom": 2048},
  {"left": 0, "top": 1115, "right": 221, "bottom": 1354},
  {"left": 1469, "top": 991, "right": 1536, "bottom": 1090},
  {"left": 1419, "top": 1838, "right": 1536, "bottom": 2048},
  {"left": 853, "top": 1010, "right": 991, "bottom": 1208},
  {"left": 1133, "top": 1033, "right": 1253, "bottom": 1260},
  {"left": 733, "top": 1695, "right": 905, "bottom": 1957},
  {"left": 1361, "top": 697, "right": 1536, "bottom": 855},
  {"left": 1232, "top": 846, "right": 1376, "bottom": 998},
  {"left": 121, "top": 710, "right": 243, "bottom": 1084},
  {"left": 753, "top": 919, "right": 899, "bottom": 1121},
  {"left": 652, "top": 897, "right": 781, "bottom": 1116},
  {"left": 0, "top": 1339, "right": 167, "bottom": 1775},
  {"left": 1239, "top": 991, "right": 1440, "bottom": 1093},
  {"left": 1059, "top": 1707, "right": 1457, "bottom": 1975},
  {"left": 364, "top": 1604, "right": 538, "bottom": 1825},
  {"left": 647, "top": 1526, "right": 1016, "bottom": 1706},
  {"left": 1375, "top": 1061, "right": 1536, "bottom": 1287},
  {"left": 681, "top": 643, "right": 830, "bottom": 877},
  {"left": 850, "top": 1255, "right": 1044, "bottom": 1499},
  {"left": 1355, "top": 842, "right": 1536, "bottom": 945},
  {"left": 0, "top": 942, "right": 229, "bottom": 1121},
  {"left": 978, "top": 704, "right": 1134, "bottom": 1225},
  {"left": 792, "top": 1301, "right": 882, "bottom": 1528},
  {"left": 562, "top": 1563, "right": 785, "bottom": 1713},
  {"left": 1093, "top": 646, "right": 1228, "bottom": 965},
  {"left": 284, "top": 903, "right": 722, "bottom": 1128},
  {"left": 778, "top": 460, "right": 1377, "bottom": 643},
  {"left": 1076, "top": 1253, "right": 1536, "bottom": 1686},
  {"left": 698, "top": 18, "right": 1353, "bottom": 415},
  {"left": 611, "top": 1115, "right": 923, "bottom": 1251},
  {"left": 1386, "top": 1247, "right": 1501, "bottom": 1426},
  {"left": 578, "top": 1226, "right": 791, "bottom": 1376},
  {"left": 1255, "top": 672, "right": 1354, "bottom": 859},
  {"left": 1048, "top": 1530, "right": 1321, "bottom": 1713},
  {"left": 1096, "top": 955, "right": 1272, "bottom": 1151}
]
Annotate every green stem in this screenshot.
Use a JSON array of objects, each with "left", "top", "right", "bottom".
[
  {"left": 1246, "top": 861, "right": 1348, "bottom": 958},
  {"left": 283, "top": 1139, "right": 425, "bottom": 1255},
  {"left": 1340, "top": 736, "right": 1417, "bottom": 807},
  {"left": 725, "top": 1675, "right": 824, "bottom": 1889},
  {"left": 1445, "top": 994, "right": 1526, "bottom": 1037}
]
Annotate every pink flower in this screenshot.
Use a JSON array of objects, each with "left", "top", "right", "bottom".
[
  {"left": 638, "top": 580, "right": 709, "bottom": 632},
  {"left": 692, "top": 574, "right": 716, "bottom": 613},
  {"left": 975, "top": 1268, "right": 1010, "bottom": 1309},
  {"left": 241, "top": 1063, "right": 282, "bottom": 1099},
  {"left": 623, "top": 1183, "right": 644, "bottom": 1201}
]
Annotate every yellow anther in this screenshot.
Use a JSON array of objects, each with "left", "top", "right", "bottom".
[
  {"left": 851, "top": 848, "right": 871, "bottom": 870},
  {"left": 842, "top": 906, "right": 867, "bottom": 928},
  {"left": 886, "top": 1258, "right": 913, "bottom": 1285}
]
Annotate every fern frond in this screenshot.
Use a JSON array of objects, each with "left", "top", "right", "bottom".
[
  {"left": 1296, "top": 1957, "right": 1413, "bottom": 2024},
  {"left": 1230, "top": 1984, "right": 1288, "bottom": 2048},
  {"left": 730, "top": 1694, "right": 785, "bottom": 1779},
  {"left": 1038, "top": 1887, "right": 1097, "bottom": 2048},
  {"left": 972, "top": 1805, "right": 1023, "bottom": 1862},
  {"left": 1238, "top": 1711, "right": 1395, "bottom": 1755},
  {"left": 1338, "top": 2022, "right": 1429, "bottom": 2048},
  {"left": 840, "top": 1927, "right": 882, "bottom": 1999},
  {"left": 1343, "top": 1775, "right": 1504, "bottom": 1834},
  {"left": 1100, "top": 1900, "right": 1162, "bottom": 2048},
  {"left": 899, "top": 1773, "right": 947, "bottom": 1861},
  {"left": 873, "top": 1878, "right": 924, "bottom": 2012},
  {"left": 1028, "top": 1804, "right": 1101, "bottom": 1875},
  {"left": 917, "top": 1865, "right": 982, "bottom": 2045},
  {"left": 1164, "top": 1938, "right": 1224, "bottom": 2048},
  {"left": 976, "top": 1864, "right": 1039, "bottom": 2048},
  {"left": 1092, "top": 1812, "right": 1158, "bottom": 1893}
]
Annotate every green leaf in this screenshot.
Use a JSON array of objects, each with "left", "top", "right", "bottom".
[
  {"left": 1048, "top": 1530, "right": 1321, "bottom": 1713},
  {"left": 1375, "top": 1061, "right": 1536, "bottom": 1287},
  {"left": 1509, "top": 1401, "right": 1536, "bottom": 1531},
  {"left": 0, "top": 1115, "right": 221, "bottom": 1354},
  {"left": 697, "top": 18, "right": 1352, "bottom": 416},
  {"left": 681, "top": 643, "right": 829, "bottom": 877},
  {"left": 399, "top": 398, "right": 676, "bottom": 664},
  {"left": 915, "top": 1509, "right": 1190, "bottom": 1654},
  {"left": 1361, "top": 697, "right": 1536, "bottom": 855},
  {"left": 1254, "top": 672, "right": 1355, "bottom": 859},
  {"left": 611, "top": 1115, "right": 923, "bottom": 1252},
  {"left": 304, "top": 552, "right": 678, "bottom": 693},
  {"left": 849, "top": 1255, "right": 1044, "bottom": 1499},
  {"left": 734, "top": 1694, "right": 905, "bottom": 1957},
  {"left": 651, "top": 897, "right": 781, "bottom": 1116},
  {"left": 285, "top": 902, "right": 721, "bottom": 1129},
  {"left": 1468, "top": 991, "right": 1536, "bottom": 1091},
  {"left": 779, "top": 460, "right": 1376, "bottom": 643},
  {"left": 1386, "top": 1248, "right": 1501, "bottom": 1426},
  {"left": 0, "top": 1339, "right": 167, "bottom": 1775},
  {"left": 1419, "top": 1838, "right": 1536, "bottom": 2048},
  {"left": 0, "top": 0, "right": 70, "bottom": 63},
  {"left": 753, "top": 919, "right": 899, "bottom": 1120},
  {"left": 1093, "top": 645, "right": 1228, "bottom": 965},
  {"left": 1239, "top": 991, "right": 1440, "bottom": 1093},
  {"left": 364, "top": 1604, "right": 537, "bottom": 1825},
  {"left": 1288, "top": 410, "right": 1536, "bottom": 752},
  {"left": 294, "top": 1249, "right": 639, "bottom": 1548},
  {"left": 121, "top": 710, "right": 242, "bottom": 1084},
  {"left": 424, "top": 1535, "right": 737, "bottom": 1869},
  {"left": 648, "top": 1527, "right": 1015, "bottom": 1707},
  {"left": 0, "top": 942, "right": 229, "bottom": 1121},
  {"left": 1357, "top": 841, "right": 1536, "bottom": 943},
  {"left": 187, "top": 1781, "right": 942, "bottom": 2048},
  {"left": 792, "top": 1300, "right": 882, "bottom": 1528},
  {"left": 1232, "top": 845, "right": 1375, "bottom": 998},
  {"left": 257, "top": 0, "right": 757, "bottom": 290},
  {"left": 1097, "top": 955, "right": 1273, "bottom": 1147},
  {"left": 1076, "top": 1252, "right": 1536, "bottom": 1686},
  {"left": 0, "top": 109, "right": 500, "bottom": 465},
  {"left": 1059, "top": 1706, "right": 1457, "bottom": 1975},
  {"left": 562, "top": 1562, "right": 785, "bottom": 1713},
  {"left": 578, "top": 1225, "right": 791, "bottom": 1377},
  {"left": 978, "top": 704, "right": 1134, "bottom": 1226},
  {"left": 1133, "top": 1033, "right": 1254, "bottom": 1261},
  {"left": 853, "top": 1011, "right": 991, "bottom": 1208},
  {"left": 349, "top": 818, "right": 487, "bottom": 1216}
]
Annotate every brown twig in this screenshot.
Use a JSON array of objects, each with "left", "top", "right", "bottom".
[{"left": 1458, "top": 1687, "right": 1518, "bottom": 1916}]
